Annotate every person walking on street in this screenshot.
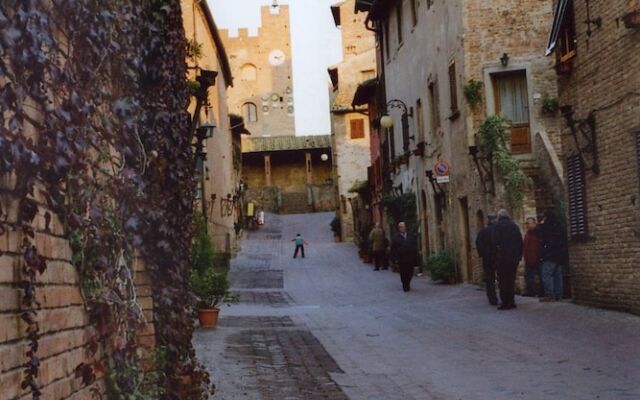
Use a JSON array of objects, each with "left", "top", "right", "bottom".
[
  {"left": 390, "top": 222, "right": 418, "bottom": 292},
  {"left": 476, "top": 214, "right": 498, "bottom": 305},
  {"left": 492, "top": 209, "right": 523, "bottom": 310},
  {"left": 291, "top": 233, "right": 308, "bottom": 259},
  {"left": 369, "top": 223, "right": 386, "bottom": 271},
  {"left": 538, "top": 210, "right": 567, "bottom": 302},
  {"left": 523, "top": 217, "right": 543, "bottom": 297}
]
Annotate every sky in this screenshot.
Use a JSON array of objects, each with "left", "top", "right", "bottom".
[{"left": 208, "top": 0, "right": 343, "bottom": 136}]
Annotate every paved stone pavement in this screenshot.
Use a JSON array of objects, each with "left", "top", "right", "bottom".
[{"left": 193, "top": 212, "right": 640, "bottom": 400}]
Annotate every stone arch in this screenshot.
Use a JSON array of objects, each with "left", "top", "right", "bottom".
[{"left": 240, "top": 63, "right": 257, "bottom": 81}]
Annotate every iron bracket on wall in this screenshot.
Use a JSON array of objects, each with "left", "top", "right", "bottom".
[{"left": 561, "top": 106, "right": 600, "bottom": 174}]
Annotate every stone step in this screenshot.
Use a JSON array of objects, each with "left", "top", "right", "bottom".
[{"left": 280, "top": 192, "right": 312, "bottom": 214}]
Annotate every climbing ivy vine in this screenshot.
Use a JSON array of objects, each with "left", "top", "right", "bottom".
[
  {"left": 0, "top": 1, "right": 211, "bottom": 399},
  {"left": 477, "top": 115, "right": 533, "bottom": 210}
]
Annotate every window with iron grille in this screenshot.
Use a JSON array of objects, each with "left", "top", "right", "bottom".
[
  {"left": 448, "top": 60, "right": 459, "bottom": 114},
  {"left": 567, "top": 154, "right": 588, "bottom": 239}
]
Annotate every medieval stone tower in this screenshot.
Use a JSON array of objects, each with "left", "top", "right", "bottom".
[{"left": 219, "top": 3, "right": 295, "bottom": 137}]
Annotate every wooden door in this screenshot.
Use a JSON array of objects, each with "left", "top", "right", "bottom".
[{"left": 493, "top": 72, "right": 531, "bottom": 154}]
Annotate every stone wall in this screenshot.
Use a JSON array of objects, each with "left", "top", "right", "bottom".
[
  {"left": 378, "top": 0, "right": 562, "bottom": 283},
  {"left": 330, "top": 0, "right": 376, "bottom": 242},
  {"left": 0, "top": 176, "right": 155, "bottom": 399},
  {"left": 556, "top": 0, "right": 640, "bottom": 314},
  {"left": 183, "top": 0, "right": 238, "bottom": 254},
  {"left": 243, "top": 151, "right": 333, "bottom": 193}
]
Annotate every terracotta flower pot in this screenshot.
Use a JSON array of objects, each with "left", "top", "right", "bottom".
[{"left": 198, "top": 308, "right": 220, "bottom": 328}]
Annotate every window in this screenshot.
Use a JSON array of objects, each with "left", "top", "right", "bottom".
[
  {"left": 448, "top": 60, "right": 459, "bottom": 115},
  {"left": 384, "top": 19, "right": 391, "bottom": 58},
  {"left": 410, "top": 0, "right": 418, "bottom": 26},
  {"left": 242, "top": 102, "right": 258, "bottom": 123},
  {"left": 427, "top": 0, "right": 434, "bottom": 9},
  {"left": 428, "top": 81, "right": 440, "bottom": 133},
  {"left": 416, "top": 99, "right": 425, "bottom": 142},
  {"left": 389, "top": 126, "right": 396, "bottom": 159},
  {"left": 567, "top": 154, "right": 588, "bottom": 239},
  {"left": 546, "top": 0, "right": 577, "bottom": 74},
  {"left": 492, "top": 71, "right": 531, "bottom": 154},
  {"left": 396, "top": 3, "right": 403, "bottom": 45},
  {"left": 361, "top": 69, "right": 376, "bottom": 81},
  {"left": 240, "top": 64, "right": 257, "bottom": 81},
  {"left": 557, "top": 0, "right": 577, "bottom": 63},
  {"left": 350, "top": 118, "right": 365, "bottom": 139}
]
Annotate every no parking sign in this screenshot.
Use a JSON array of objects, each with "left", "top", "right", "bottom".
[{"left": 433, "top": 160, "right": 451, "bottom": 183}]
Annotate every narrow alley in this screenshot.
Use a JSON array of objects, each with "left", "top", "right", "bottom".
[{"left": 194, "top": 212, "right": 640, "bottom": 400}]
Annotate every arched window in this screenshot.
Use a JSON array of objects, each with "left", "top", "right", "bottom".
[
  {"left": 242, "top": 102, "right": 258, "bottom": 123},
  {"left": 240, "top": 64, "right": 257, "bottom": 81}
]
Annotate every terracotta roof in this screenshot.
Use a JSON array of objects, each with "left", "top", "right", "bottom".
[{"left": 242, "top": 135, "right": 332, "bottom": 153}]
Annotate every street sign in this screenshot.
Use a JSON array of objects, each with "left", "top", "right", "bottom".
[
  {"left": 433, "top": 160, "right": 451, "bottom": 177},
  {"left": 436, "top": 176, "right": 450, "bottom": 184}
]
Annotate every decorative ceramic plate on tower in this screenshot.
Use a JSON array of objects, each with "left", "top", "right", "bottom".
[{"left": 268, "top": 49, "right": 285, "bottom": 66}]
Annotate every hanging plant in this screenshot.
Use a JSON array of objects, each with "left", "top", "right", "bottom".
[
  {"left": 541, "top": 93, "right": 560, "bottom": 116},
  {"left": 477, "top": 115, "right": 533, "bottom": 209},
  {"left": 463, "top": 79, "right": 484, "bottom": 109}
]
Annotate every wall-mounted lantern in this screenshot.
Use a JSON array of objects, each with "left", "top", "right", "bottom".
[{"left": 500, "top": 53, "right": 510, "bottom": 67}]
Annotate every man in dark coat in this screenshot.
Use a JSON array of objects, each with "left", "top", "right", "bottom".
[
  {"left": 538, "top": 210, "right": 567, "bottom": 302},
  {"left": 475, "top": 214, "right": 498, "bottom": 305},
  {"left": 390, "top": 222, "right": 418, "bottom": 292},
  {"left": 492, "top": 209, "right": 523, "bottom": 310}
]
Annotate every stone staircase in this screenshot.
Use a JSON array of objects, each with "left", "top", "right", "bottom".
[{"left": 279, "top": 192, "right": 312, "bottom": 214}]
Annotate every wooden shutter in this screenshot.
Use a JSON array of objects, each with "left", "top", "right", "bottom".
[
  {"left": 350, "top": 119, "right": 365, "bottom": 139},
  {"left": 567, "top": 154, "right": 588, "bottom": 239}
]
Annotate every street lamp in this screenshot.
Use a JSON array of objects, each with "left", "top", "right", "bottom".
[
  {"left": 381, "top": 99, "right": 414, "bottom": 153},
  {"left": 380, "top": 99, "right": 413, "bottom": 128}
]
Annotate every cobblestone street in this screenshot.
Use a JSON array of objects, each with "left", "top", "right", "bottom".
[{"left": 193, "top": 213, "right": 640, "bottom": 400}]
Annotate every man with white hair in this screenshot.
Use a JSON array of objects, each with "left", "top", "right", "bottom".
[{"left": 492, "top": 209, "right": 523, "bottom": 310}]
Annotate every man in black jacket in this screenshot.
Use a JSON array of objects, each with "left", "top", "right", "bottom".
[
  {"left": 475, "top": 214, "right": 498, "bottom": 305},
  {"left": 390, "top": 222, "right": 418, "bottom": 292},
  {"left": 538, "top": 210, "right": 567, "bottom": 302},
  {"left": 492, "top": 209, "right": 523, "bottom": 310}
]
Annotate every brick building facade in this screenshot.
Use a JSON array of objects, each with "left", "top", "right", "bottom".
[
  {"left": 0, "top": 2, "right": 233, "bottom": 397},
  {"left": 358, "top": 0, "right": 564, "bottom": 285},
  {"left": 548, "top": 0, "right": 640, "bottom": 313}
]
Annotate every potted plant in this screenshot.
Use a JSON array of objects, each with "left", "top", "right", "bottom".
[
  {"left": 427, "top": 250, "right": 457, "bottom": 284},
  {"left": 358, "top": 236, "right": 372, "bottom": 263},
  {"left": 541, "top": 93, "right": 559, "bottom": 116},
  {"left": 192, "top": 268, "right": 236, "bottom": 328}
]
